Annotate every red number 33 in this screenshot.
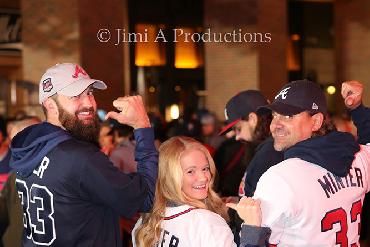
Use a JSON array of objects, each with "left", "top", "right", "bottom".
[{"left": 321, "top": 200, "right": 362, "bottom": 247}]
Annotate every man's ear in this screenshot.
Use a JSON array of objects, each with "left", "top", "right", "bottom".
[
  {"left": 311, "top": 113, "right": 324, "bottom": 131},
  {"left": 248, "top": 112, "right": 258, "bottom": 129},
  {"left": 43, "top": 97, "right": 59, "bottom": 116}
]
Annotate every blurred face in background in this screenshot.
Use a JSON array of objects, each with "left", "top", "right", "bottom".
[
  {"left": 99, "top": 125, "right": 113, "bottom": 148},
  {"left": 234, "top": 120, "right": 255, "bottom": 142},
  {"left": 202, "top": 123, "right": 215, "bottom": 136},
  {"left": 233, "top": 112, "right": 258, "bottom": 142}
]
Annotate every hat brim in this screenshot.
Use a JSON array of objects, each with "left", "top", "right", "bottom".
[
  {"left": 259, "top": 102, "right": 305, "bottom": 116},
  {"left": 59, "top": 79, "right": 107, "bottom": 97},
  {"left": 218, "top": 119, "right": 241, "bottom": 135}
]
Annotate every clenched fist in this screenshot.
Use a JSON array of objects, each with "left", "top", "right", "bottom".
[
  {"left": 106, "top": 95, "right": 151, "bottom": 129},
  {"left": 341, "top": 81, "right": 363, "bottom": 110}
]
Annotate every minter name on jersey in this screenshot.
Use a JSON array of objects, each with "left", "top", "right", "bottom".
[{"left": 318, "top": 167, "right": 363, "bottom": 198}]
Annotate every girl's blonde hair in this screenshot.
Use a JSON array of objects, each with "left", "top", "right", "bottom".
[{"left": 135, "top": 136, "right": 227, "bottom": 247}]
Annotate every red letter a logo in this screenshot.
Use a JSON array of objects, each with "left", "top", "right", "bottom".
[{"left": 72, "top": 65, "right": 87, "bottom": 78}]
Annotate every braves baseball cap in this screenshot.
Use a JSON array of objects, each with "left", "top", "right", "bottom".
[
  {"left": 219, "top": 90, "right": 269, "bottom": 135},
  {"left": 260, "top": 79, "right": 327, "bottom": 116},
  {"left": 39, "top": 63, "right": 107, "bottom": 104}
]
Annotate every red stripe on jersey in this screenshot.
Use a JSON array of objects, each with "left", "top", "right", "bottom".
[
  {"left": 0, "top": 174, "right": 9, "bottom": 190},
  {"left": 269, "top": 244, "right": 277, "bottom": 247},
  {"left": 163, "top": 208, "right": 198, "bottom": 220}
]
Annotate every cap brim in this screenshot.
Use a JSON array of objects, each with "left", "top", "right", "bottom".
[
  {"left": 59, "top": 79, "right": 107, "bottom": 97},
  {"left": 256, "top": 105, "right": 272, "bottom": 115},
  {"left": 218, "top": 119, "right": 241, "bottom": 135},
  {"left": 260, "top": 102, "right": 305, "bottom": 116}
]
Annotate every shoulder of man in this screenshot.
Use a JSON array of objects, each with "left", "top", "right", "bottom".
[
  {"left": 58, "top": 138, "right": 100, "bottom": 152},
  {"left": 49, "top": 138, "right": 103, "bottom": 166},
  {"left": 249, "top": 137, "right": 284, "bottom": 169}
]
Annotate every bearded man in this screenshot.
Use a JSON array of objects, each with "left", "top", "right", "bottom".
[{"left": 10, "top": 63, "right": 158, "bottom": 247}]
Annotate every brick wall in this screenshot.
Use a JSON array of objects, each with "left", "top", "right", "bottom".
[
  {"left": 78, "top": 0, "right": 127, "bottom": 111},
  {"left": 204, "top": 0, "right": 287, "bottom": 120},
  {"left": 21, "top": 0, "right": 128, "bottom": 112},
  {"left": 21, "top": 0, "right": 80, "bottom": 83},
  {"left": 335, "top": 0, "right": 370, "bottom": 107},
  {"left": 204, "top": 0, "right": 259, "bottom": 120},
  {"left": 0, "top": 0, "right": 20, "bottom": 9},
  {"left": 258, "top": 0, "right": 288, "bottom": 101},
  {"left": 303, "top": 48, "right": 335, "bottom": 84}
]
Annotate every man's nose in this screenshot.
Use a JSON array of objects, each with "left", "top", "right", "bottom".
[{"left": 80, "top": 95, "right": 95, "bottom": 108}]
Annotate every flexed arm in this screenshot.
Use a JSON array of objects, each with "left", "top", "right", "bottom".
[{"left": 342, "top": 81, "right": 370, "bottom": 144}]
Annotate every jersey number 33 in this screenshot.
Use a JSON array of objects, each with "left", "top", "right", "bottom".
[{"left": 16, "top": 179, "right": 56, "bottom": 246}]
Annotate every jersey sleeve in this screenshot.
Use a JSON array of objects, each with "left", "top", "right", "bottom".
[
  {"left": 253, "top": 167, "right": 294, "bottom": 246},
  {"left": 133, "top": 128, "right": 159, "bottom": 211},
  {"left": 197, "top": 212, "right": 236, "bottom": 247},
  {"left": 79, "top": 127, "right": 158, "bottom": 218},
  {"left": 351, "top": 104, "right": 370, "bottom": 145},
  {"left": 240, "top": 224, "right": 271, "bottom": 247},
  {"left": 356, "top": 145, "right": 370, "bottom": 193},
  {"left": 131, "top": 217, "right": 142, "bottom": 247}
]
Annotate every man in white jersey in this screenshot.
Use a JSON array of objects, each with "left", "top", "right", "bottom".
[{"left": 254, "top": 79, "right": 370, "bottom": 246}]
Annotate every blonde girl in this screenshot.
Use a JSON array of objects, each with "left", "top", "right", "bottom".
[{"left": 134, "top": 136, "right": 269, "bottom": 247}]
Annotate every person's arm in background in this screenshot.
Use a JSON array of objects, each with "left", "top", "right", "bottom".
[
  {"left": 0, "top": 175, "right": 9, "bottom": 239},
  {"left": 342, "top": 81, "right": 370, "bottom": 144}
]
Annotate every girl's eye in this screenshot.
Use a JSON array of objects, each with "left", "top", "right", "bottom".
[
  {"left": 187, "top": 170, "right": 194, "bottom": 174},
  {"left": 203, "top": 166, "right": 210, "bottom": 172}
]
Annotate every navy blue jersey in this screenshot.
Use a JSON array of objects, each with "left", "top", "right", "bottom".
[
  {"left": 244, "top": 137, "right": 284, "bottom": 197},
  {"left": 351, "top": 104, "right": 370, "bottom": 145},
  {"left": 10, "top": 122, "right": 158, "bottom": 246}
]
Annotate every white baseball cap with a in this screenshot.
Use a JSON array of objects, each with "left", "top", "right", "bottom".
[{"left": 39, "top": 63, "right": 107, "bottom": 104}]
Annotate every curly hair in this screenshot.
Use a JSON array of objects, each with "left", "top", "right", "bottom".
[
  {"left": 243, "top": 112, "right": 272, "bottom": 143},
  {"left": 312, "top": 114, "right": 337, "bottom": 137}
]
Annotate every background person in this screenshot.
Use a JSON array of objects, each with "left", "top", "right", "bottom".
[
  {"left": 219, "top": 90, "right": 283, "bottom": 198},
  {"left": 0, "top": 116, "right": 40, "bottom": 247}
]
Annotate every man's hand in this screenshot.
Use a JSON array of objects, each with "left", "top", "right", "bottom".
[
  {"left": 341, "top": 81, "right": 363, "bottom": 110},
  {"left": 226, "top": 196, "right": 261, "bottom": 227},
  {"left": 106, "top": 95, "right": 151, "bottom": 129}
]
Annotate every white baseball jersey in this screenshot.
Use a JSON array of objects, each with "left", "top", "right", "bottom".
[
  {"left": 132, "top": 204, "right": 235, "bottom": 247},
  {"left": 254, "top": 145, "right": 370, "bottom": 246}
]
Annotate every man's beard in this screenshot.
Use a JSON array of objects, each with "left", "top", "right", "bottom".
[{"left": 56, "top": 103, "right": 100, "bottom": 144}]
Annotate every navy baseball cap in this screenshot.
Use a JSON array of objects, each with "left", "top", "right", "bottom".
[
  {"left": 219, "top": 90, "right": 269, "bottom": 135},
  {"left": 260, "top": 79, "right": 327, "bottom": 116}
]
